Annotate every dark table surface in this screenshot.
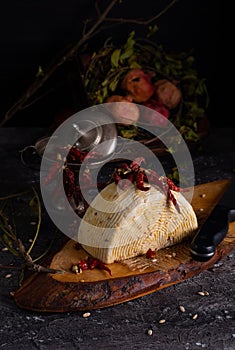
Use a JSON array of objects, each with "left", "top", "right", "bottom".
[{"left": 0, "top": 127, "right": 235, "bottom": 350}]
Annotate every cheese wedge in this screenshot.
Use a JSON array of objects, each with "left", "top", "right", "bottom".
[{"left": 77, "top": 182, "right": 198, "bottom": 264}]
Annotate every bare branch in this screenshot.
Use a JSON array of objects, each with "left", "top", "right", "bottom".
[
  {"left": 0, "top": 0, "right": 179, "bottom": 127},
  {"left": 105, "top": 0, "right": 178, "bottom": 25},
  {"left": 18, "top": 239, "right": 63, "bottom": 274}
]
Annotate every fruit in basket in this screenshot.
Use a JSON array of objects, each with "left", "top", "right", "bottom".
[
  {"left": 105, "top": 95, "right": 140, "bottom": 125},
  {"left": 121, "top": 69, "right": 155, "bottom": 103},
  {"left": 142, "top": 99, "right": 169, "bottom": 127},
  {"left": 154, "top": 79, "right": 182, "bottom": 109}
]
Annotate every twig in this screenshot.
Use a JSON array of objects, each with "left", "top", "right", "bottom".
[
  {"left": 18, "top": 239, "right": 63, "bottom": 275},
  {"left": 105, "top": 0, "right": 178, "bottom": 25},
  {"left": 0, "top": 0, "right": 179, "bottom": 127},
  {"left": 26, "top": 187, "right": 41, "bottom": 256}
]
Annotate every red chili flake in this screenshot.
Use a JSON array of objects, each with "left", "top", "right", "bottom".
[{"left": 146, "top": 248, "right": 156, "bottom": 259}]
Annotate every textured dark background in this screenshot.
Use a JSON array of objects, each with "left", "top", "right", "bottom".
[
  {"left": 0, "top": 0, "right": 228, "bottom": 127},
  {"left": 0, "top": 126, "right": 235, "bottom": 350}
]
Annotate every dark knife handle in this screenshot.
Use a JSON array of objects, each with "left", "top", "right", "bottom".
[{"left": 190, "top": 206, "right": 235, "bottom": 261}]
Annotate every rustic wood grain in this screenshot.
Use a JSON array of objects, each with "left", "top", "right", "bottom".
[{"left": 13, "top": 179, "right": 235, "bottom": 312}]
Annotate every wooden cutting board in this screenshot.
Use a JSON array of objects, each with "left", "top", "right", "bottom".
[{"left": 13, "top": 179, "right": 235, "bottom": 312}]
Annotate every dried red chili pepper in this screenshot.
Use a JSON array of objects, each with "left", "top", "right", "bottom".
[
  {"left": 146, "top": 248, "right": 156, "bottom": 259},
  {"left": 135, "top": 170, "right": 150, "bottom": 191},
  {"left": 42, "top": 161, "right": 62, "bottom": 186},
  {"left": 166, "top": 178, "right": 182, "bottom": 192},
  {"left": 67, "top": 147, "right": 83, "bottom": 163},
  {"left": 63, "top": 167, "right": 76, "bottom": 202},
  {"left": 130, "top": 157, "right": 146, "bottom": 172},
  {"left": 85, "top": 256, "right": 112, "bottom": 276},
  {"left": 78, "top": 259, "right": 89, "bottom": 270}
]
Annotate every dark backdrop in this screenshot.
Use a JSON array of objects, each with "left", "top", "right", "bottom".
[{"left": 0, "top": 0, "right": 227, "bottom": 127}]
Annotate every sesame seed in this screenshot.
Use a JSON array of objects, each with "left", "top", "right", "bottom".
[
  {"left": 192, "top": 314, "right": 198, "bottom": 320},
  {"left": 1, "top": 247, "right": 8, "bottom": 251},
  {"left": 179, "top": 305, "right": 186, "bottom": 313},
  {"left": 5, "top": 274, "right": 12, "bottom": 279},
  {"left": 82, "top": 312, "right": 91, "bottom": 318},
  {"left": 147, "top": 329, "right": 153, "bottom": 336},
  {"left": 198, "top": 291, "right": 205, "bottom": 296},
  {"left": 159, "top": 319, "right": 166, "bottom": 324}
]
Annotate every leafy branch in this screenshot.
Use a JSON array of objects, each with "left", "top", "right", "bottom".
[{"left": 0, "top": 0, "right": 179, "bottom": 127}]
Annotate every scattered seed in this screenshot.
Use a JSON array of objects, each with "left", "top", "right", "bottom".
[
  {"left": 198, "top": 291, "right": 209, "bottom": 296},
  {"left": 199, "top": 208, "right": 204, "bottom": 212},
  {"left": 30, "top": 221, "right": 36, "bottom": 225},
  {"left": 28, "top": 239, "right": 33, "bottom": 243},
  {"left": 179, "top": 305, "right": 186, "bottom": 313},
  {"left": 192, "top": 314, "right": 198, "bottom": 320},
  {"left": 165, "top": 254, "right": 172, "bottom": 258},
  {"left": 83, "top": 312, "right": 91, "bottom": 318},
  {"left": 200, "top": 193, "right": 206, "bottom": 198},
  {"left": 80, "top": 279, "right": 85, "bottom": 282},
  {"left": 172, "top": 252, "right": 176, "bottom": 257},
  {"left": 71, "top": 265, "right": 79, "bottom": 274},
  {"left": 1, "top": 247, "right": 8, "bottom": 251},
  {"left": 5, "top": 274, "right": 12, "bottom": 279},
  {"left": 9, "top": 291, "right": 15, "bottom": 297},
  {"left": 159, "top": 319, "right": 166, "bottom": 324},
  {"left": 151, "top": 258, "right": 157, "bottom": 262},
  {"left": 147, "top": 329, "right": 153, "bottom": 336}
]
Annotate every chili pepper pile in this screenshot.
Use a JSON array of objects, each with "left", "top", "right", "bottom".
[
  {"left": 42, "top": 146, "right": 103, "bottom": 216},
  {"left": 111, "top": 156, "right": 185, "bottom": 213},
  {"left": 71, "top": 256, "right": 112, "bottom": 276},
  {"left": 42, "top": 146, "right": 185, "bottom": 218}
]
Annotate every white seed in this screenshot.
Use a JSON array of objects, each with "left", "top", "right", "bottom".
[
  {"left": 172, "top": 252, "right": 176, "bottom": 257},
  {"left": 5, "top": 274, "right": 12, "bottom": 279},
  {"left": 159, "top": 319, "right": 166, "bottom": 324},
  {"left": 192, "top": 313, "right": 198, "bottom": 320},
  {"left": 200, "top": 193, "right": 206, "bottom": 198},
  {"left": 71, "top": 265, "right": 80, "bottom": 274},
  {"left": 199, "top": 208, "right": 204, "bottom": 212},
  {"left": 179, "top": 305, "right": 186, "bottom": 313},
  {"left": 151, "top": 258, "right": 157, "bottom": 262},
  {"left": 30, "top": 221, "right": 36, "bottom": 225},
  {"left": 28, "top": 238, "right": 33, "bottom": 243},
  {"left": 198, "top": 291, "right": 209, "bottom": 296},
  {"left": 198, "top": 291, "right": 205, "bottom": 296},
  {"left": 9, "top": 291, "right": 15, "bottom": 297},
  {"left": 1, "top": 247, "right": 8, "bottom": 251},
  {"left": 147, "top": 329, "right": 153, "bottom": 336},
  {"left": 82, "top": 312, "right": 91, "bottom": 318}
]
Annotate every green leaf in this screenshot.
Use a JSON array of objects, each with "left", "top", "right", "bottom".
[
  {"left": 109, "top": 78, "right": 119, "bottom": 92},
  {"left": 130, "top": 61, "right": 141, "bottom": 69},
  {"left": 120, "top": 48, "right": 134, "bottom": 61},
  {"left": 111, "top": 49, "right": 121, "bottom": 68}
]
